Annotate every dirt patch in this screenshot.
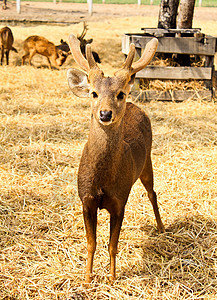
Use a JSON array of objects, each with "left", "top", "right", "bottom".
[
  {"left": 1, "top": 1, "right": 160, "bottom": 24},
  {"left": 1, "top": 2, "right": 217, "bottom": 25}
]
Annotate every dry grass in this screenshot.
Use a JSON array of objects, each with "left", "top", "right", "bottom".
[
  {"left": 1, "top": 14, "right": 217, "bottom": 300},
  {"left": 141, "top": 56, "right": 208, "bottom": 91}
]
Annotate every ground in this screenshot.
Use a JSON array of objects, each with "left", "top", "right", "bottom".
[{"left": 1, "top": 1, "right": 217, "bottom": 24}]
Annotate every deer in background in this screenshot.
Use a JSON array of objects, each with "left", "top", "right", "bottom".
[
  {"left": 22, "top": 36, "right": 70, "bottom": 69},
  {"left": 77, "top": 22, "right": 101, "bottom": 63},
  {"left": 0, "top": 27, "right": 18, "bottom": 65},
  {"left": 67, "top": 35, "right": 165, "bottom": 283},
  {"left": 57, "top": 22, "right": 101, "bottom": 64},
  {"left": 2, "top": 0, "right": 7, "bottom": 9}
]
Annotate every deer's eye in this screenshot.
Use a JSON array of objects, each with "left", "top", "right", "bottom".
[
  {"left": 117, "top": 91, "right": 125, "bottom": 100},
  {"left": 92, "top": 92, "right": 98, "bottom": 98}
]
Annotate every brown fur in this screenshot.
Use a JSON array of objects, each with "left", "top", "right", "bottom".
[
  {"left": 0, "top": 26, "right": 17, "bottom": 65},
  {"left": 67, "top": 36, "right": 165, "bottom": 283},
  {"left": 22, "top": 35, "right": 69, "bottom": 69}
]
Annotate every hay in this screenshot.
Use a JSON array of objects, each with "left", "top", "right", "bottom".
[
  {"left": 140, "top": 79, "right": 207, "bottom": 91},
  {"left": 140, "top": 56, "right": 207, "bottom": 91},
  {"left": 0, "top": 14, "right": 217, "bottom": 300}
]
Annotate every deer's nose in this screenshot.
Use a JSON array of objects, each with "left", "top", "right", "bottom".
[{"left": 100, "top": 110, "right": 112, "bottom": 122}]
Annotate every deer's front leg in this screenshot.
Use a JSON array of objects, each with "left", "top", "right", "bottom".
[
  {"left": 82, "top": 198, "right": 97, "bottom": 283},
  {"left": 109, "top": 208, "right": 125, "bottom": 282}
]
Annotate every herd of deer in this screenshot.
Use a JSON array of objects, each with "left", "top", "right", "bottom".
[
  {"left": 1, "top": 23, "right": 166, "bottom": 283},
  {"left": 0, "top": 23, "right": 100, "bottom": 68}
]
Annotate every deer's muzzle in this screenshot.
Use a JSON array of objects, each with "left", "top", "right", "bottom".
[{"left": 99, "top": 110, "right": 113, "bottom": 123}]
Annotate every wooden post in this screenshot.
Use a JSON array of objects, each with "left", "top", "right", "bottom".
[
  {"left": 199, "top": 0, "right": 202, "bottom": 7},
  {"left": 88, "top": 0, "right": 93, "bottom": 16},
  {"left": 16, "top": 0, "right": 21, "bottom": 13},
  {"left": 204, "top": 55, "right": 215, "bottom": 95}
]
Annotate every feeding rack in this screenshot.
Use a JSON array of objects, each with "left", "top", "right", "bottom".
[{"left": 122, "top": 28, "right": 217, "bottom": 101}]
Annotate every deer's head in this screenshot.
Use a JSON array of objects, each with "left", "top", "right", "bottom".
[{"left": 67, "top": 35, "right": 158, "bottom": 126}]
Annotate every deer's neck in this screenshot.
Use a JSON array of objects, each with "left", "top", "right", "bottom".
[{"left": 87, "top": 117, "right": 124, "bottom": 165}]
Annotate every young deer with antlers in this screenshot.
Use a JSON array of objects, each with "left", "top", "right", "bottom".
[{"left": 67, "top": 35, "right": 165, "bottom": 283}]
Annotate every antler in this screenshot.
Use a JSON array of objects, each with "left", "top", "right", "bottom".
[
  {"left": 68, "top": 34, "right": 98, "bottom": 72},
  {"left": 86, "top": 44, "right": 98, "bottom": 70},
  {"left": 68, "top": 34, "right": 89, "bottom": 72},
  {"left": 122, "top": 38, "right": 158, "bottom": 75},
  {"left": 69, "top": 34, "right": 158, "bottom": 75},
  {"left": 77, "top": 22, "right": 88, "bottom": 41}
]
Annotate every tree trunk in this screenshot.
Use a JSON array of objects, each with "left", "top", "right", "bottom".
[
  {"left": 177, "top": 0, "right": 196, "bottom": 29},
  {"left": 158, "top": 0, "right": 180, "bottom": 29},
  {"left": 177, "top": 0, "right": 195, "bottom": 66},
  {"left": 157, "top": 0, "right": 196, "bottom": 65}
]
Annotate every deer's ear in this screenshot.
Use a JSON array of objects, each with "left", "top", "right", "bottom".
[
  {"left": 67, "top": 68, "right": 90, "bottom": 98},
  {"left": 86, "top": 38, "right": 93, "bottom": 44}
]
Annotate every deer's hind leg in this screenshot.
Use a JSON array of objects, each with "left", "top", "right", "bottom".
[
  {"left": 22, "top": 51, "right": 29, "bottom": 65},
  {"left": 28, "top": 49, "right": 36, "bottom": 66},
  {"left": 6, "top": 49, "right": 10, "bottom": 65},
  {"left": 140, "top": 155, "right": 165, "bottom": 233},
  {"left": 1, "top": 47, "right": 4, "bottom": 65}
]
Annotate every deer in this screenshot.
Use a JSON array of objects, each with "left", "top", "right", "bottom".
[
  {"left": 77, "top": 22, "right": 101, "bottom": 63},
  {"left": 56, "top": 23, "right": 101, "bottom": 64},
  {"left": 56, "top": 39, "right": 71, "bottom": 54},
  {"left": 2, "top": 0, "right": 7, "bottom": 9},
  {"left": 22, "top": 35, "right": 70, "bottom": 70},
  {"left": 67, "top": 34, "right": 165, "bottom": 283},
  {"left": 0, "top": 27, "right": 18, "bottom": 65}
]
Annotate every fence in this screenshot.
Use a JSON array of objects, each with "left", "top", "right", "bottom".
[
  {"left": 60, "top": 0, "right": 217, "bottom": 6},
  {"left": 14, "top": 0, "right": 217, "bottom": 6}
]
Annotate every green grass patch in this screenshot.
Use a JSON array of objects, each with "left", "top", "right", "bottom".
[
  {"left": 196, "top": 0, "right": 217, "bottom": 6},
  {"left": 12, "top": 0, "right": 217, "bottom": 6}
]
